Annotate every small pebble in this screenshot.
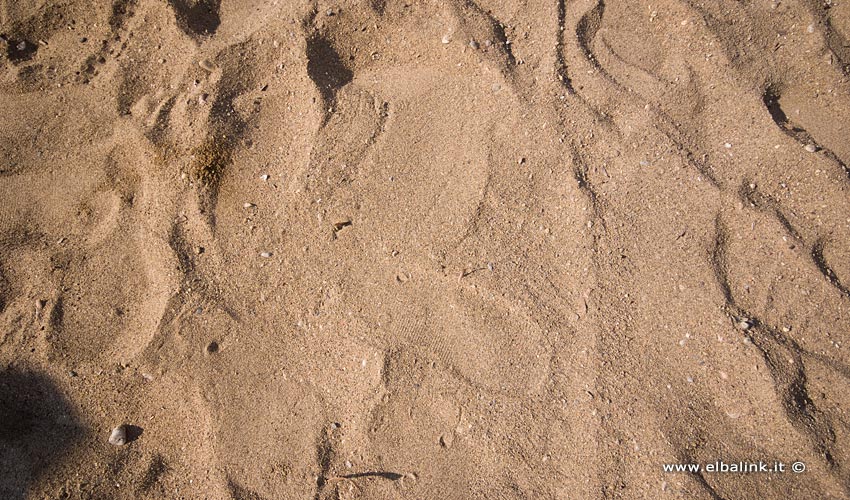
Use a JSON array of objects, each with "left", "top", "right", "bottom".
[
  {"left": 441, "top": 33, "right": 451, "bottom": 44},
  {"left": 108, "top": 425, "right": 127, "bottom": 446},
  {"left": 199, "top": 59, "right": 216, "bottom": 72},
  {"left": 804, "top": 144, "right": 817, "bottom": 153},
  {"left": 243, "top": 202, "right": 255, "bottom": 208},
  {"left": 260, "top": 174, "right": 270, "bottom": 181},
  {"left": 736, "top": 318, "right": 753, "bottom": 331},
  {"left": 468, "top": 40, "right": 479, "bottom": 49},
  {"left": 260, "top": 251, "right": 273, "bottom": 258},
  {"left": 206, "top": 341, "right": 219, "bottom": 354},
  {"left": 16, "top": 41, "right": 26, "bottom": 51}
]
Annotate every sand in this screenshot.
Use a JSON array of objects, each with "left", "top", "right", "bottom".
[{"left": 1, "top": 0, "right": 850, "bottom": 498}]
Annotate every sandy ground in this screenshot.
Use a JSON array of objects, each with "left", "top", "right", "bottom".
[{"left": 1, "top": 0, "right": 850, "bottom": 498}]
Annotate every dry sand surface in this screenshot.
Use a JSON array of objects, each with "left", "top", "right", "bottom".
[{"left": 1, "top": 0, "right": 850, "bottom": 498}]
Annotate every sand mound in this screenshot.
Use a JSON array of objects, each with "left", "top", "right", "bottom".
[{"left": 1, "top": 0, "right": 850, "bottom": 498}]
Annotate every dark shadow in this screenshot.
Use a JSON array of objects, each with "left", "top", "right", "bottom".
[
  {"left": 369, "top": 0, "right": 386, "bottom": 15},
  {"left": 576, "top": 0, "right": 605, "bottom": 72},
  {"left": 812, "top": 239, "right": 850, "bottom": 299},
  {"left": 762, "top": 86, "right": 788, "bottom": 127},
  {"left": 340, "top": 471, "right": 403, "bottom": 481},
  {"left": 0, "top": 267, "right": 9, "bottom": 313},
  {"left": 227, "top": 477, "right": 267, "bottom": 500},
  {"left": 109, "top": 0, "right": 139, "bottom": 31},
  {"left": 125, "top": 424, "right": 144, "bottom": 443},
  {"left": 2, "top": 37, "right": 38, "bottom": 64},
  {"left": 306, "top": 36, "right": 353, "bottom": 110},
  {"left": 0, "top": 367, "right": 81, "bottom": 500},
  {"left": 140, "top": 453, "right": 169, "bottom": 493},
  {"left": 167, "top": 0, "right": 221, "bottom": 37}
]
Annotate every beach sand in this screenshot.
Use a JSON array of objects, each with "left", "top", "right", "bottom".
[{"left": 1, "top": 0, "right": 850, "bottom": 498}]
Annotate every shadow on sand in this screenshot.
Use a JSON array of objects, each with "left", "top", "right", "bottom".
[{"left": 0, "top": 367, "right": 81, "bottom": 500}]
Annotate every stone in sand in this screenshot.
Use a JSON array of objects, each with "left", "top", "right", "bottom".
[
  {"left": 736, "top": 318, "right": 753, "bottom": 331},
  {"left": 199, "top": 59, "right": 216, "bottom": 72},
  {"left": 108, "top": 425, "right": 127, "bottom": 446}
]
